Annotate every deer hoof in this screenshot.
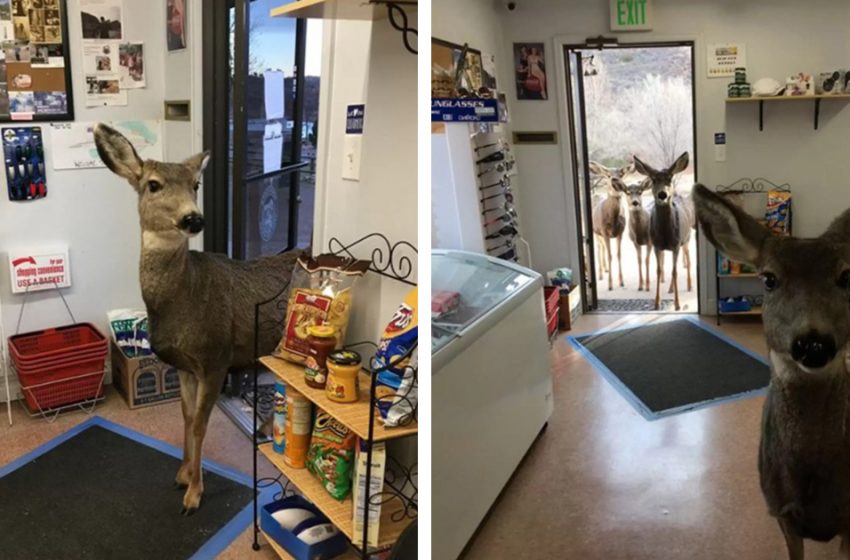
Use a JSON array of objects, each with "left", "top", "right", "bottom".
[{"left": 182, "top": 485, "right": 203, "bottom": 515}]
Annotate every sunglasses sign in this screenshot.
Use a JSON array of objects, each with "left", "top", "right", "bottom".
[{"left": 610, "top": 0, "right": 652, "bottom": 31}]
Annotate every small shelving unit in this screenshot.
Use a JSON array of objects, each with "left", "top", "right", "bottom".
[
  {"left": 250, "top": 234, "right": 418, "bottom": 560},
  {"left": 727, "top": 94, "right": 850, "bottom": 131},
  {"left": 714, "top": 179, "right": 791, "bottom": 325},
  {"left": 271, "top": 0, "right": 417, "bottom": 21}
]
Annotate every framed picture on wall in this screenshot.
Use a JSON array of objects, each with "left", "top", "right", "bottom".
[
  {"left": 166, "top": 0, "right": 186, "bottom": 51},
  {"left": 0, "top": 0, "right": 74, "bottom": 122},
  {"left": 514, "top": 42, "right": 548, "bottom": 100}
]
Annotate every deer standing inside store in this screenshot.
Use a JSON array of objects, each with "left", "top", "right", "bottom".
[
  {"left": 614, "top": 177, "right": 653, "bottom": 291},
  {"left": 94, "top": 124, "right": 303, "bottom": 515},
  {"left": 693, "top": 183, "right": 850, "bottom": 560},
  {"left": 633, "top": 152, "right": 693, "bottom": 310},
  {"left": 589, "top": 161, "right": 633, "bottom": 291}
]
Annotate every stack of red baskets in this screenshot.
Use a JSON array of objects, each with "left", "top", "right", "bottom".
[{"left": 8, "top": 323, "right": 108, "bottom": 412}]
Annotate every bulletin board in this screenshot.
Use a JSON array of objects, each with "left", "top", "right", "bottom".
[{"left": 0, "top": 0, "right": 74, "bottom": 122}]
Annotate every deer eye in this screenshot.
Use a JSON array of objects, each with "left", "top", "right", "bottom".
[
  {"left": 193, "top": 182, "right": 200, "bottom": 192},
  {"left": 838, "top": 270, "right": 850, "bottom": 289},
  {"left": 761, "top": 272, "right": 777, "bottom": 291},
  {"left": 147, "top": 180, "right": 162, "bottom": 193}
]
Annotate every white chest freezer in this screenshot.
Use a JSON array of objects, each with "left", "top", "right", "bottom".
[{"left": 432, "top": 250, "right": 554, "bottom": 560}]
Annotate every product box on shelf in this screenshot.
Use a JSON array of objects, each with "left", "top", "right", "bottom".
[
  {"left": 260, "top": 495, "right": 349, "bottom": 560},
  {"left": 111, "top": 340, "right": 181, "bottom": 409}
]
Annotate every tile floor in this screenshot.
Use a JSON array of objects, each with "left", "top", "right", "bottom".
[{"left": 462, "top": 313, "right": 843, "bottom": 560}]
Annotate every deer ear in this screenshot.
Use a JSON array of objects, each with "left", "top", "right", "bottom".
[
  {"left": 611, "top": 177, "right": 627, "bottom": 193},
  {"left": 94, "top": 123, "right": 143, "bottom": 184},
  {"left": 693, "top": 184, "right": 769, "bottom": 266},
  {"left": 632, "top": 156, "right": 656, "bottom": 177},
  {"left": 183, "top": 150, "right": 211, "bottom": 178},
  {"left": 588, "top": 161, "right": 609, "bottom": 177},
  {"left": 822, "top": 208, "right": 850, "bottom": 243},
  {"left": 669, "top": 151, "right": 689, "bottom": 174}
]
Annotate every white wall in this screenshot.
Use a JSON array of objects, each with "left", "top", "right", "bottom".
[
  {"left": 435, "top": 0, "right": 850, "bottom": 313},
  {"left": 0, "top": 0, "right": 204, "bottom": 400},
  {"left": 315, "top": 14, "right": 418, "bottom": 345}
]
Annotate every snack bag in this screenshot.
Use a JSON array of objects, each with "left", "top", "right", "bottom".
[
  {"left": 375, "top": 349, "right": 418, "bottom": 427},
  {"left": 275, "top": 255, "right": 370, "bottom": 364},
  {"left": 306, "top": 412, "right": 357, "bottom": 501},
  {"left": 765, "top": 191, "right": 791, "bottom": 235},
  {"left": 107, "top": 309, "right": 151, "bottom": 358},
  {"left": 374, "top": 288, "right": 418, "bottom": 374}
]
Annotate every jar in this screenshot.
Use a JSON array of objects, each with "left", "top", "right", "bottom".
[
  {"left": 326, "top": 350, "right": 362, "bottom": 403},
  {"left": 735, "top": 67, "right": 747, "bottom": 84},
  {"left": 304, "top": 325, "right": 336, "bottom": 389},
  {"left": 283, "top": 390, "right": 312, "bottom": 469}
]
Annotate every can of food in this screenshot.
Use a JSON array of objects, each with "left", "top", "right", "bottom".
[
  {"left": 738, "top": 82, "right": 752, "bottom": 97},
  {"left": 304, "top": 325, "right": 337, "bottom": 389},
  {"left": 272, "top": 382, "right": 287, "bottom": 454},
  {"left": 735, "top": 67, "right": 747, "bottom": 84},
  {"left": 326, "top": 350, "right": 362, "bottom": 403},
  {"left": 727, "top": 83, "right": 739, "bottom": 98},
  {"left": 283, "top": 389, "right": 312, "bottom": 468}
]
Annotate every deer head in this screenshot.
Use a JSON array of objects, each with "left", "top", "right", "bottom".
[
  {"left": 693, "top": 183, "right": 850, "bottom": 375},
  {"left": 589, "top": 160, "right": 635, "bottom": 197},
  {"left": 613, "top": 177, "right": 651, "bottom": 210},
  {"left": 633, "top": 152, "right": 689, "bottom": 207},
  {"left": 94, "top": 123, "right": 209, "bottom": 247}
]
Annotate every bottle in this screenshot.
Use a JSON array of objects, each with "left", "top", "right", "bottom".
[{"left": 304, "top": 325, "right": 337, "bottom": 389}]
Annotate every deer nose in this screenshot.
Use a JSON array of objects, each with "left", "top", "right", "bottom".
[
  {"left": 657, "top": 191, "right": 668, "bottom": 201},
  {"left": 180, "top": 212, "right": 205, "bottom": 234},
  {"left": 791, "top": 332, "right": 837, "bottom": 369},
  {"left": 632, "top": 200, "right": 640, "bottom": 207}
]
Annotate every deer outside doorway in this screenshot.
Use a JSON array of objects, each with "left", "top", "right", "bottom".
[{"left": 566, "top": 40, "right": 698, "bottom": 314}]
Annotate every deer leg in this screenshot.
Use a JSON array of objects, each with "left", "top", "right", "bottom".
[
  {"left": 175, "top": 370, "right": 198, "bottom": 489},
  {"left": 671, "top": 248, "right": 681, "bottom": 310},
  {"left": 182, "top": 369, "right": 227, "bottom": 515},
  {"left": 645, "top": 245, "right": 651, "bottom": 293},
  {"left": 684, "top": 244, "right": 693, "bottom": 292},
  {"left": 778, "top": 517, "right": 804, "bottom": 560},
  {"left": 605, "top": 236, "right": 613, "bottom": 291},
  {"left": 617, "top": 235, "right": 624, "bottom": 288},
  {"left": 654, "top": 248, "right": 662, "bottom": 310},
  {"left": 596, "top": 237, "right": 605, "bottom": 280},
  {"left": 659, "top": 252, "right": 665, "bottom": 283},
  {"left": 635, "top": 244, "right": 643, "bottom": 291}
]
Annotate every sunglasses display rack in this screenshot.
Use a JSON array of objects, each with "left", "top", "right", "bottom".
[{"left": 473, "top": 128, "right": 522, "bottom": 263}]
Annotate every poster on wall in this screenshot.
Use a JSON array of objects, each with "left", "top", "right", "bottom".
[
  {"left": 707, "top": 43, "right": 746, "bottom": 78},
  {"left": 513, "top": 42, "right": 547, "bottom": 100},
  {"left": 49, "top": 120, "right": 162, "bottom": 169},
  {"left": 166, "top": 0, "right": 185, "bottom": 51},
  {"left": 0, "top": 0, "right": 73, "bottom": 122},
  {"left": 8, "top": 246, "right": 71, "bottom": 294},
  {"left": 79, "top": 0, "right": 122, "bottom": 40}
]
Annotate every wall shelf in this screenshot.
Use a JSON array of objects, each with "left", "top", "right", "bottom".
[
  {"left": 271, "top": 0, "right": 417, "bottom": 20},
  {"left": 727, "top": 94, "right": 850, "bottom": 131}
]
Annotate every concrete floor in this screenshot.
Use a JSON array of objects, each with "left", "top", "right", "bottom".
[
  {"left": 0, "top": 387, "right": 281, "bottom": 560},
  {"left": 462, "top": 312, "right": 844, "bottom": 560}
]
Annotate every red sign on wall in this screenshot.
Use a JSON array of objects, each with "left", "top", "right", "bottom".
[{"left": 9, "top": 247, "right": 71, "bottom": 294}]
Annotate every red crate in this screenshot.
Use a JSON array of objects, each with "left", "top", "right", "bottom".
[
  {"left": 10, "top": 324, "right": 106, "bottom": 363},
  {"left": 9, "top": 323, "right": 108, "bottom": 412},
  {"left": 547, "top": 312, "right": 558, "bottom": 339},
  {"left": 544, "top": 286, "right": 560, "bottom": 321}
]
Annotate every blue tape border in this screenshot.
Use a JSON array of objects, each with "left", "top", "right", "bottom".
[
  {"left": 0, "top": 415, "right": 269, "bottom": 560},
  {"left": 567, "top": 316, "right": 769, "bottom": 421}
]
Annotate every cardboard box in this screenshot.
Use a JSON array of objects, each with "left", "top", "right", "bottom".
[
  {"left": 111, "top": 340, "right": 181, "bottom": 409},
  {"left": 558, "top": 286, "right": 582, "bottom": 331}
]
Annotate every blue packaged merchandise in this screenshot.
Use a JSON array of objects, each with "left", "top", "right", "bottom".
[
  {"left": 272, "top": 382, "right": 287, "bottom": 453},
  {"left": 3, "top": 126, "right": 47, "bottom": 201}
]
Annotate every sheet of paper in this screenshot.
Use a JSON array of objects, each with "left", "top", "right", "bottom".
[
  {"left": 85, "top": 73, "right": 126, "bottom": 106},
  {"left": 263, "top": 70, "right": 284, "bottom": 120},
  {"left": 50, "top": 120, "right": 163, "bottom": 170},
  {"left": 263, "top": 122, "right": 283, "bottom": 174},
  {"left": 82, "top": 41, "right": 118, "bottom": 76},
  {"left": 80, "top": 0, "right": 123, "bottom": 41},
  {"left": 118, "top": 41, "right": 144, "bottom": 88}
]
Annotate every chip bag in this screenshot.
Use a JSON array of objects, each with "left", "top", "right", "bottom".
[
  {"left": 373, "top": 288, "right": 419, "bottom": 427},
  {"left": 275, "top": 255, "right": 370, "bottom": 364},
  {"left": 306, "top": 411, "right": 357, "bottom": 501},
  {"left": 765, "top": 191, "right": 792, "bottom": 235}
]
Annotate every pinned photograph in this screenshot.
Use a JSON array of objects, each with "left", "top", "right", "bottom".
[
  {"left": 34, "top": 91, "right": 66, "bottom": 114},
  {"left": 0, "top": 0, "right": 10, "bottom": 21},
  {"left": 9, "top": 90, "right": 34, "bottom": 114},
  {"left": 118, "top": 42, "right": 144, "bottom": 88},
  {"left": 28, "top": 6, "right": 45, "bottom": 42},
  {"left": 0, "top": 83, "right": 9, "bottom": 116},
  {"left": 81, "top": 0, "right": 122, "bottom": 40},
  {"left": 43, "top": 24, "right": 59, "bottom": 41},
  {"left": 4, "top": 43, "right": 29, "bottom": 63},
  {"left": 11, "top": 0, "right": 24, "bottom": 17},
  {"left": 12, "top": 15, "right": 28, "bottom": 40},
  {"left": 166, "top": 0, "right": 186, "bottom": 51},
  {"left": 9, "top": 70, "right": 31, "bottom": 90},
  {"left": 513, "top": 42, "right": 548, "bottom": 100},
  {"left": 31, "top": 43, "right": 62, "bottom": 67}
]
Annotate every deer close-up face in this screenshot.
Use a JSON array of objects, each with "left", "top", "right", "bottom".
[
  {"left": 694, "top": 184, "right": 850, "bottom": 375},
  {"left": 615, "top": 178, "right": 650, "bottom": 209},
  {"left": 94, "top": 123, "right": 209, "bottom": 243},
  {"left": 634, "top": 152, "right": 689, "bottom": 206}
]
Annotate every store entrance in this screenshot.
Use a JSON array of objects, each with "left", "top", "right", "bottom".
[{"left": 565, "top": 40, "right": 699, "bottom": 313}]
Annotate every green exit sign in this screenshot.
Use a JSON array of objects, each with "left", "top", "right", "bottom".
[{"left": 610, "top": 0, "right": 652, "bottom": 31}]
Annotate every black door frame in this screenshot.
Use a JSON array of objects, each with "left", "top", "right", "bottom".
[
  {"left": 563, "top": 39, "right": 700, "bottom": 314},
  {"left": 202, "top": 0, "right": 310, "bottom": 258}
]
